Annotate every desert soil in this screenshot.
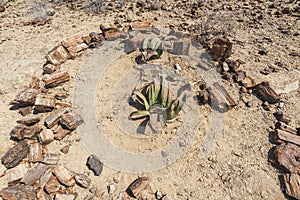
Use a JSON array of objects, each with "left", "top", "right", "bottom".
[{"left": 0, "top": 0, "right": 299, "bottom": 199}]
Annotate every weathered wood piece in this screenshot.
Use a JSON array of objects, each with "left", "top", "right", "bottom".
[
  {"left": 67, "top": 42, "right": 88, "bottom": 58},
  {"left": 5, "top": 163, "right": 28, "bottom": 183},
  {"left": 46, "top": 45, "right": 70, "bottom": 65},
  {"left": 209, "top": 37, "right": 233, "bottom": 61},
  {"left": 207, "top": 82, "right": 237, "bottom": 112},
  {"left": 273, "top": 111, "right": 291, "bottom": 124},
  {"left": 45, "top": 175, "right": 61, "bottom": 194},
  {"left": 75, "top": 174, "right": 91, "bottom": 188},
  {"left": 28, "top": 142, "right": 42, "bottom": 162},
  {"left": 21, "top": 163, "right": 49, "bottom": 185},
  {"left": 1, "top": 141, "right": 29, "bottom": 169},
  {"left": 38, "top": 129, "right": 54, "bottom": 144},
  {"left": 10, "top": 124, "right": 42, "bottom": 140},
  {"left": 87, "top": 155, "right": 103, "bottom": 176},
  {"left": 16, "top": 116, "right": 40, "bottom": 126},
  {"left": 53, "top": 164, "right": 75, "bottom": 187},
  {"left": 44, "top": 107, "right": 68, "bottom": 128},
  {"left": 275, "top": 121, "right": 297, "bottom": 135},
  {"left": 35, "top": 94, "right": 55, "bottom": 112},
  {"left": 269, "top": 143, "right": 300, "bottom": 173},
  {"left": 60, "top": 111, "right": 84, "bottom": 130},
  {"left": 43, "top": 63, "right": 60, "bottom": 74},
  {"left": 284, "top": 173, "right": 300, "bottom": 199},
  {"left": 9, "top": 88, "right": 39, "bottom": 106},
  {"left": 173, "top": 38, "right": 190, "bottom": 55},
  {"left": 0, "top": 185, "right": 36, "bottom": 200},
  {"left": 39, "top": 167, "right": 53, "bottom": 188},
  {"left": 18, "top": 106, "right": 33, "bottom": 116},
  {"left": 254, "top": 81, "right": 280, "bottom": 104},
  {"left": 61, "top": 35, "right": 84, "bottom": 48},
  {"left": 127, "top": 177, "right": 149, "bottom": 198},
  {"left": 44, "top": 69, "right": 70, "bottom": 88},
  {"left": 275, "top": 129, "right": 300, "bottom": 146},
  {"left": 53, "top": 126, "right": 71, "bottom": 140},
  {"left": 42, "top": 153, "right": 59, "bottom": 165},
  {"left": 131, "top": 20, "right": 152, "bottom": 31}
]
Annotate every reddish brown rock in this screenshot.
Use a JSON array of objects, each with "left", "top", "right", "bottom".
[
  {"left": 127, "top": 177, "right": 149, "bottom": 198},
  {"left": 9, "top": 88, "right": 39, "bottom": 107},
  {"left": 43, "top": 69, "right": 70, "bottom": 88},
  {"left": 53, "top": 126, "right": 71, "bottom": 140},
  {"left": 21, "top": 163, "right": 49, "bottom": 185},
  {"left": 16, "top": 116, "right": 40, "bottom": 126},
  {"left": 45, "top": 175, "right": 61, "bottom": 194},
  {"left": 254, "top": 81, "right": 280, "bottom": 104},
  {"left": 53, "top": 164, "right": 75, "bottom": 187},
  {"left": 34, "top": 94, "right": 55, "bottom": 113},
  {"left": 10, "top": 124, "right": 42, "bottom": 140},
  {"left": 28, "top": 142, "right": 42, "bottom": 162},
  {"left": 269, "top": 143, "right": 300, "bottom": 173},
  {"left": 18, "top": 106, "right": 33, "bottom": 116},
  {"left": 1, "top": 141, "right": 29, "bottom": 169},
  {"left": 60, "top": 111, "right": 84, "bottom": 130},
  {"left": 44, "top": 107, "right": 68, "bottom": 128},
  {"left": 209, "top": 37, "right": 233, "bottom": 61},
  {"left": 0, "top": 185, "right": 36, "bottom": 200},
  {"left": 46, "top": 45, "right": 70, "bottom": 65},
  {"left": 284, "top": 173, "right": 300, "bottom": 199}
]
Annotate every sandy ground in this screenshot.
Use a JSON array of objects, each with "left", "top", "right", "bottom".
[{"left": 0, "top": 0, "right": 299, "bottom": 199}]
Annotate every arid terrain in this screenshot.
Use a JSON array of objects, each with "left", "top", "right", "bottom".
[{"left": 0, "top": 0, "right": 299, "bottom": 199}]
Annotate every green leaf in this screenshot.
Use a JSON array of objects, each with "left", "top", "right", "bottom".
[{"left": 133, "top": 90, "right": 150, "bottom": 110}]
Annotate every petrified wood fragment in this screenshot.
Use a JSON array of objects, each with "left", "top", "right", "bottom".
[
  {"left": 9, "top": 88, "right": 39, "bottom": 107},
  {"left": 254, "top": 81, "right": 280, "bottom": 104},
  {"left": 75, "top": 174, "right": 91, "bottom": 188},
  {"left": 38, "top": 129, "right": 54, "bottom": 144},
  {"left": 53, "top": 164, "right": 75, "bottom": 187},
  {"left": 60, "top": 111, "right": 84, "bottom": 130},
  {"left": 44, "top": 107, "right": 68, "bottom": 128},
  {"left": 16, "top": 116, "right": 40, "bottom": 126},
  {"left": 284, "top": 173, "right": 300, "bottom": 199},
  {"left": 207, "top": 82, "right": 237, "bottom": 112},
  {"left": 86, "top": 155, "right": 103, "bottom": 176},
  {"left": 53, "top": 126, "right": 71, "bottom": 140},
  {"left": 41, "top": 153, "right": 59, "bottom": 165},
  {"left": 43, "top": 69, "right": 70, "bottom": 88},
  {"left": 21, "top": 163, "right": 49, "bottom": 185},
  {"left": 0, "top": 185, "right": 36, "bottom": 200},
  {"left": 35, "top": 94, "right": 55, "bottom": 112},
  {"left": 10, "top": 124, "right": 42, "bottom": 140},
  {"left": 46, "top": 45, "right": 70, "bottom": 65},
  {"left": 28, "top": 142, "right": 42, "bottom": 162},
  {"left": 209, "top": 37, "right": 232, "bottom": 61},
  {"left": 1, "top": 141, "right": 29, "bottom": 169},
  {"left": 127, "top": 177, "right": 149, "bottom": 198}
]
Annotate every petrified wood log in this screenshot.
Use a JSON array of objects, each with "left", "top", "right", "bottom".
[
  {"left": 44, "top": 107, "right": 68, "bottom": 128},
  {"left": 9, "top": 88, "right": 39, "bottom": 107},
  {"left": 275, "top": 129, "right": 300, "bottom": 146},
  {"left": 74, "top": 174, "right": 91, "bottom": 189},
  {"left": 126, "top": 177, "right": 149, "bottom": 198},
  {"left": 28, "top": 142, "right": 42, "bottom": 162},
  {"left": 207, "top": 82, "right": 237, "bottom": 112},
  {"left": 43, "top": 69, "right": 70, "bottom": 88},
  {"left": 16, "top": 116, "right": 40, "bottom": 126},
  {"left": 275, "top": 121, "right": 297, "bottom": 135},
  {"left": 284, "top": 173, "right": 300, "bottom": 199},
  {"left": 60, "top": 111, "right": 84, "bottom": 130},
  {"left": 1, "top": 141, "right": 29, "bottom": 169},
  {"left": 61, "top": 35, "right": 84, "bottom": 48},
  {"left": 41, "top": 153, "right": 59, "bottom": 165},
  {"left": 45, "top": 175, "right": 61, "bottom": 194},
  {"left": 269, "top": 143, "right": 300, "bottom": 173},
  {"left": 10, "top": 124, "right": 42, "bottom": 140},
  {"left": 38, "top": 129, "right": 54, "bottom": 144},
  {"left": 254, "top": 81, "right": 280, "bottom": 104},
  {"left": 53, "top": 164, "right": 75, "bottom": 187},
  {"left": 21, "top": 163, "right": 49, "bottom": 185},
  {"left": 53, "top": 126, "right": 71, "bottom": 140},
  {"left": 35, "top": 94, "right": 55, "bottom": 113},
  {"left": 66, "top": 42, "right": 88, "bottom": 58},
  {"left": 46, "top": 45, "right": 70, "bottom": 65},
  {"left": 0, "top": 185, "right": 36, "bottom": 200}
]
